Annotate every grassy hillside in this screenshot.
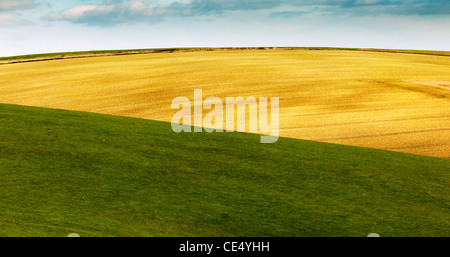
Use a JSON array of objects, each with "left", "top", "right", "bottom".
[{"left": 1, "top": 103, "right": 449, "bottom": 237}]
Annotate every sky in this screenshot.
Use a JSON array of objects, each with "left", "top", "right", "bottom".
[{"left": 0, "top": 0, "right": 449, "bottom": 57}]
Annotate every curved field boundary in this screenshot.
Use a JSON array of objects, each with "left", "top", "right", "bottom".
[{"left": 1, "top": 47, "right": 449, "bottom": 65}]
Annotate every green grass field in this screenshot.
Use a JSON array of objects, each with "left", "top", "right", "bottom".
[{"left": 1, "top": 103, "right": 449, "bottom": 237}]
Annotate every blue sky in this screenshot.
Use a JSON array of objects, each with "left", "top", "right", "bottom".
[{"left": 1, "top": 0, "right": 449, "bottom": 56}]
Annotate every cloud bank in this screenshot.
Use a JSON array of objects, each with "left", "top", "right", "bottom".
[{"left": 44, "top": 0, "right": 450, "bottom": 26}]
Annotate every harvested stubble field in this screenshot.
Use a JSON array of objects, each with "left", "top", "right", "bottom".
[{"left": 0, "top": 48, "right": 449, "bottom": 158}]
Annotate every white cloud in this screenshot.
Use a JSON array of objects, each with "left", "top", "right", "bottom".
[
  {"left": 55, "top": 5, "right": 98, "bottom": 20},
  {"left": 0, "top": 12, "right": 28, "bottom": 25},
  {"left": 45, "top": 0, "right": 165, "bottom": 25},
  {"left": 0, "top": 0, "right": 34, "bottom": 11}
]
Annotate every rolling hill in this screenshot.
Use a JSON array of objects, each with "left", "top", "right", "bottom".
[
  {"left": 1, "top": 48, "right": 449, "bottom": 237},
  {"left": 0, "top": 48, "right": 449, "bottom": 158},
  {"left": 1, "top": 103, "right": 449, "bottom": 237}
]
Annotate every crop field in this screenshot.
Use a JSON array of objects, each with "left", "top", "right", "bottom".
[
  {"left": 0, "top": 49, "right": 449, "bottom": 158},
  {"left": 1, "top": 48, "right": 450, "bottom": 237}
]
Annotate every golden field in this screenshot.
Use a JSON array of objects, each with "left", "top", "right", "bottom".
[{"left": 0, "top": 49, "right": 449, "bottom": 158}]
